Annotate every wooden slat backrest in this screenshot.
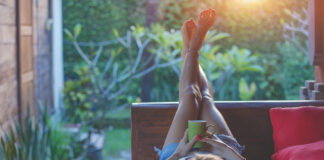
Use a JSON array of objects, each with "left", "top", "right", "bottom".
[{"left": 131, "top": 100, "right": 324, "bottom": 160}]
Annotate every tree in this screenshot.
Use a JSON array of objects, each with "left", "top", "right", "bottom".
[{"left": 141, "top": 0, "right": 159, "bottom": 102}]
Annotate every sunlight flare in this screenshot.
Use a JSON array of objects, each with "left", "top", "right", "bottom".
[{"left": 233, "top": 0, "right": 267, "bottom": 6}]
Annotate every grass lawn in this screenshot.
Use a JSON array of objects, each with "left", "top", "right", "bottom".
[
  {"left": 103, "top": 128, "right": 131, "bottom": 156},
  {"left": 103, "top": 107, "right": 131, "bottom": 157},
  {"left": 106, "top": 107, "right": 131, "bottom": 119}
]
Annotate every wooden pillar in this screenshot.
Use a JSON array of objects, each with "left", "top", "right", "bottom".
[
  {"left": 17, "top": 0, "right": 35, "bottom": 118},
  {"left": 301, "top": 0, "right": 324, "bottom": 100},
  {"left": 0, "top": 0, "right": 19, "bottom": 131},
  {"left": 308, "top": 0, "right": 324, "bottom": 81}
]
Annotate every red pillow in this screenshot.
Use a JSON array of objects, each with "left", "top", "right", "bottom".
[
  {"left": 272, "top": 140, "right": 324, "bottom": 160},
  {"left": 270, "top": 106, "right": 324, "bottom": 152}
]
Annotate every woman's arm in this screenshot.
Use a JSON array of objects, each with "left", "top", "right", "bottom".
[{"left": 167, "top": 129, "right": 198, "bottom": 160}]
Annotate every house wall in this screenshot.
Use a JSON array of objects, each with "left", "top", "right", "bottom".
[
  {"left": 0, "top": 0, "right": 53, "bottom": 128},
  {"left": 0, "top": 0, "right": 19, "bottom": 127},
  {"left": 33, "top": 0, "right": 53, "bottom": 109}
]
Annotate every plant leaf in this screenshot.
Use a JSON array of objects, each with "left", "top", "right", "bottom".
[
  {"left": 74, "top": 23, "right": 82, "bottom": 37},
  {"left": 64, "top": 29, "right": 74, "bottom": 40}
]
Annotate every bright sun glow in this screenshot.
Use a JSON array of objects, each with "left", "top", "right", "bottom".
[
  {"left": 242, "top": 0, "right": 259, "bottom": 2},
  {"left": 235, "top": 0, "right": 265, "bottom": 4},
  {"left": 233, "top": 0, "right": 267, "bottom": 8}
]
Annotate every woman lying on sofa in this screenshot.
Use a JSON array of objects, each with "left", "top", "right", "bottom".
[{"left": 154, "top": 9, "right": 245, "bottom": 160}]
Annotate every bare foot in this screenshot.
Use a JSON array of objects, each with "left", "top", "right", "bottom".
[
  {"left": 180, "top": 10, "right": 215, "bottom": 99},
  {"left": 181, "top": 18, "right": 196, "bottom": 59},
  {"left": 189, "top": 8, "right": 216, "bottom": 52},
  {"left": 180, "top": 16, "right": 214, "bottom": 100}
]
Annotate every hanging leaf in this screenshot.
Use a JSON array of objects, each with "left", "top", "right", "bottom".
[
  {"left": 74, "top": 23, "right": 82, "bottom": 37},
  {"left": 113, "top": 29, "right": 119, "bottom": 37}
]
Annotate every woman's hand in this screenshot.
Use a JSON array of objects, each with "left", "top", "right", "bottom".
[
  {"left": 201, "top": 137, "right": 245, "bottom": 160},
  {"left": 168, "top": 129, "right": 198, "bottom": 160}
]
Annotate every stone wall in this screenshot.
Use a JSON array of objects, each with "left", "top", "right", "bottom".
[{"left": 0, "top": 0, "right": 19, "bottom": 127}]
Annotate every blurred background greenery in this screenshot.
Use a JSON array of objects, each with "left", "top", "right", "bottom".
[{"left": 60, "top": 0, "right": 313, "bottom": 159}]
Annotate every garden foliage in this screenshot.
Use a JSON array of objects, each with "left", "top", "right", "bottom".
[{"left": 62, "top": 0, "right": 313, "bottom": 157}]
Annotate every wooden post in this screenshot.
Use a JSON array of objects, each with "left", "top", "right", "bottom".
[
  {"left": 0, "top": 0, "right": 19, "bottom": 131},
  {"left": 308, "top": 0, "right": 324, "bottom": 82},
  {"left": 17, "top": 0, "right": 36, "bottom": 118},
  {"left": 301, "top": 0, "right": 324, "bottom": 100}
]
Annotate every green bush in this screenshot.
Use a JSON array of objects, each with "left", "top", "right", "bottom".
[
  {"left": 63, "top": 0, "right": 145, "bottom": 77},
  {"left": 272, "top": 42, "right": 313, "bottom": 99},
  {"left": 200, "top": 43, "right": 262, "bottom": 100},
  {"left": 63, "top": 0, "right": 144, "bottom": 42},
  {"left": 64, "top": 64, "right": 98, "bottom": 123}
]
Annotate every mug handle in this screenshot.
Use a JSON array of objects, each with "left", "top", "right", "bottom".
[{"left": 206, "top": 124, "right": 217, "bottom": 138}]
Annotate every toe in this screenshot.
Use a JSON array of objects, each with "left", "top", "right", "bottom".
[
  {"left": 189, "top": 18, "right": 196, "bottom": 25},
  {"left": 188, "top": 20, "right": 196, "bottom": 28}
]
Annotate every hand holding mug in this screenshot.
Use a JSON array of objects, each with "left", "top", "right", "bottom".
[
  {"left": 168, "top": 129, "right": 199, "bottom": 160},
  {"left": 188, "top": 120, "right": 217, "bottom": 148}
]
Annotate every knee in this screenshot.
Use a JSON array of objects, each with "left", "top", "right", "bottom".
[
  {"left": 182, "top": 84, "right": 202, "bottom": 101},
  {"left": 202, "top": 89, "right": 213, "bottom": 100}
]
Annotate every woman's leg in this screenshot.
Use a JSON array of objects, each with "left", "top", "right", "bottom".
[
  {"left": 180, "top": 10, "right": 233, "bottom": 137},
  {"left": 163, "top": 19, "right": 201, "bottom": 148},
  {"left": 179, "top": 18, "right": 200, "bottom": 100},
  {"left": 199, "top": 69, "right": 233, "bottom": 136},
  {"left": 163, "top": 9, "right": 216, "bottom": 148}
]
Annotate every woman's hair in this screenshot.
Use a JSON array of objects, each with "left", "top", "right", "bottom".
[{"left": 192, "top": 153, "right": 224, "bottom": 160}]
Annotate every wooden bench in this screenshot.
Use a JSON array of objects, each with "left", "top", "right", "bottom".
[{"left": 131, "top": 100, "right": 324, "bottom": 160}]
